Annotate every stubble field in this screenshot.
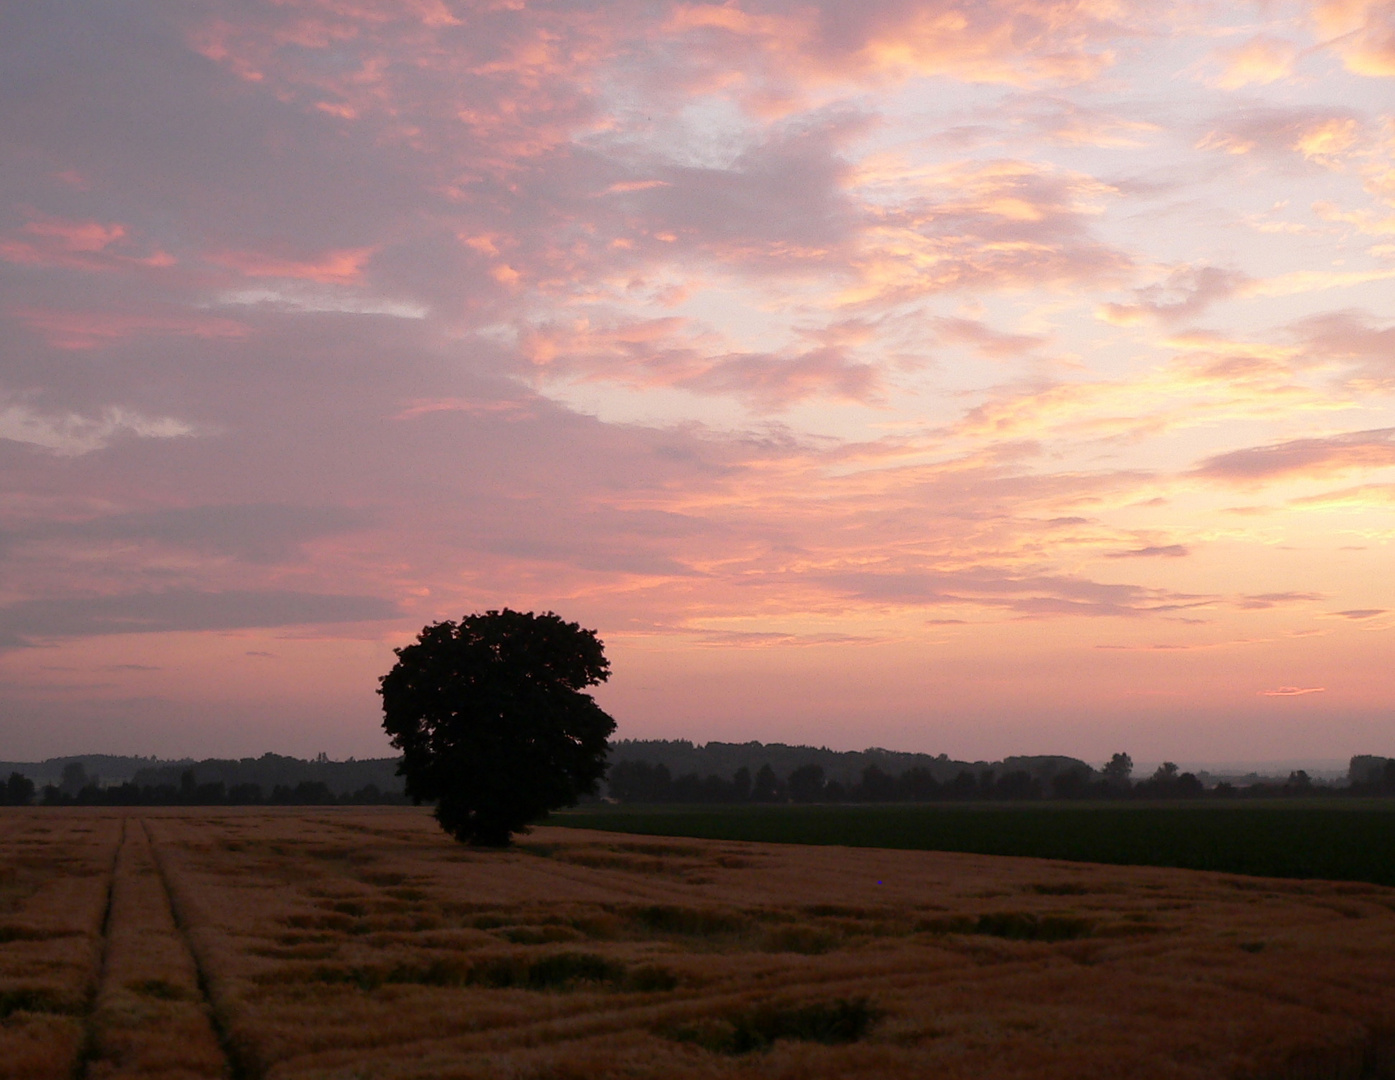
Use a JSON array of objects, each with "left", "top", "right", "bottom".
[{"left": 1, "top": 807, "right": 1393, "bottom": 1080}]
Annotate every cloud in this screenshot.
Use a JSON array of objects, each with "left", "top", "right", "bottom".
[
  {"left": 2, "top": 504, "right": 371, "bottom": 563},
  {"left": 0, "top": 589, "right": 400, "bottom": 648},
  {"left": 1236, "top": 592, "right": 1326, "bottom": 610},
  {"left": 1196, "top": 106, "right": 1364, "bottom": 168},
  {"left": 1, "top": 0, "right": 1390, "bottom": 752},
  {"left": 663, "top": 0, "right": 1129, "bottom": 93},
  {"left": 1312, "top": 0, "right": 1395, "bottom": 77},
  {"left": 814, "top": 566, "right": 1208, "bottom": 618},
  {"left": 0, "top": 402, "right": 196, "bottom": 455},
  {"left": 1105, "top": 544, "right": 1188, "bottom": 559},
  {"left": 1097, "top": 265, "right": 1247, "bottom": 326},
  {"left": 13, "top": 308, "right": 250, "bottom": 350},
  {"left": 1207, "top": 35, "right": 1299, "bottom": 89},
  {"left": 1195, "top": 428, "right": 1395, "bottom": 484},
  {"left": 1290, "top": 309, "right": 1395, "bottom": 387},
  {"left": 0, "top": 214, "right": 174, "bottom": 271},
  {"left": 519, "top": 315, "right": 881, "bottom": 410},
  {"left": 844, "top": 159, "right": 1132, "bottom": 303},
  {"left": 1258, "top": 685, "right": 1326, "bottom": 696},
  {"left": 932, "top": 316, "right": 1045, "bottom": 359},
  {"left": 208, "top": 246, "right": 376, "bottom": 284},
  {"left": 1330, "top": 608, "right": 1387, "bottom": 619}
]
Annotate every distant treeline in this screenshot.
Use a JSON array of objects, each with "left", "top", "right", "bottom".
[
  {"left": 0, "top": 755, "right": 408, "bottom": 807},
  {"left": 2, "top": 744, "right": 1391, "bottom": 809},
  {"left": 605, "top": 739, "right": 1091, "bottom": 788},
  {"left": 0, "top": 753, "right": 404, "bottom": 803},
  {"left": 0, "top": 763, "right": 407, "bottom": 807},
  {"left": 607, "top": 749, "right": 1395, "bottom": 804}
]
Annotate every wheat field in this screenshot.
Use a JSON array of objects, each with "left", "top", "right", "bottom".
[{"left": 1, "top": 807, "right": 1392, "bottom": 1080}]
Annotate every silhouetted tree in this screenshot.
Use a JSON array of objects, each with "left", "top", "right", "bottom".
[
  {"left": 898, "top": 766, "right": 940, "bottom": 801},
  {"left": 857, "top": 764, "right": 897, "bottom": 802},
  {"left": 1051, "top": 767, "right": 1091, "bottom": 800},
  {"left": 380, "top": 609, "right": 616, "bottom": 846},
  {"left": 947, "top": 771, "right": 979, "bottom": 799},
  {"left": 1102, "top": 753, "right": 1133, "bottom": 788},
  {"left": 60, "top": 762, "right": 90, "bottom": 797},
  {"left": 607, "top": 760, "right": 672, "bottom": 802},
  {"left": 732, "top": 766, "right": 752, "bottom": 801},
  {"left": 994, "top": 770, "right": 1038, "bottom": 800},
  {"left": 752, "top": 763, "right": 782, "bottom": 802},
  {"left": 788, "top": 764, "right": 826, "bottom": 803},
  {"left": 3, "top": 772, "right": 35, "bottom": 806}
]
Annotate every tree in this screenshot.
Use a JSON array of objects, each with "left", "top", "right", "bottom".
[
  {"left": 1102, "top": 753, "right": 1133, "bottom": 788},
  {"left": 788, "top": 763, "right": 825, "bottom": 803},
  {"left": 60, "top": 762, "right": 90, "bottom": 797},
  {"left": 380, "top": 609, "right": 616, "bottom": 846},
  {"left": 2, "top": 772, "right": 34, "bottom": 806},
  {"left": 751, "top": 763, "right": 782, "bottom": 802}
]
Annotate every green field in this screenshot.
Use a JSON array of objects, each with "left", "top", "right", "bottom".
[{"left": 553, "top": 801, "right": 1395, "bottom": 886}]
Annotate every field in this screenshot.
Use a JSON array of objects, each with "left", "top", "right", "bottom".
[
  {"left": 554, "top": 802, "right": 1395, "bottom": 886},
  {"left": 0, "top": 808, "right": 1393, "bottom": 1080}
]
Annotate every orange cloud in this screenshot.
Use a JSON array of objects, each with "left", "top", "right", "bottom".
[
  {"left": 1208, "top": 36, "right": 1299, "bottom": 89},
  {"left": 1312, "top": 0, "right": 1395, "bottom": 77},
  {"left": 0, "top": 216, "right": 175, "bottom": 271},
  {"left": 667, "top": 0, "right": 1125, "bottom": 92},
  {"left": 208, "top": 247, "right": 375, "bottom": 283},
  {"left": 1259, "top": 685, "right": 1326, "bottom": 696}
]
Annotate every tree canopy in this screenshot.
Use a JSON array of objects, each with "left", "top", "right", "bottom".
[{"left": 379, "top": 609, "right": 615, "bottom": 846}]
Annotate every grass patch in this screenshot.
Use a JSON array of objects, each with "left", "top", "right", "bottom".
[
  {"left": 554, "top": 803, "right": 1395, "bottom": 886},
  {"left": 972, "top": 912, "right": 1093, "bottom": 941},
  {"left": 128, "top": 978, "right": 191, "bottom": 1001},
  {"left": 664, "top": 998, "right": 879, "bottom": 1054},
  {"left": 0, "top": 988, "right": 78, "bottom": 1019},
  {"left": 627, "top": 904, "right": 750, "bottom": 938},
  {"left": 292, "top": 952, "right": 679, "bottom": 993},
  {"left": 0, "top": 925, "right": 78, "bottom": 943},
  {"left": 916, "top": 912, "right": 1093, "bottom": 941}
]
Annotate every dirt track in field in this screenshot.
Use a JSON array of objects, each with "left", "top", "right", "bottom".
[{"left": 2, "top": 806, "right": 1393, "bottom": 1080}]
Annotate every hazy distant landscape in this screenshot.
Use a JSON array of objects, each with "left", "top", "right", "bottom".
[{"left": 4, "top": 742, "right": 1391, "bottom": 808}]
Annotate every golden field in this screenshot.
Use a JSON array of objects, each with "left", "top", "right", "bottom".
[{"left": 1, "top": 807, "right": 1393, "bottom": 1080}]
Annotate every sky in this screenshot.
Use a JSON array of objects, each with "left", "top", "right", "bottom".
[{"left": 2, "top": 0, "right": 1393, "bottom": 766}]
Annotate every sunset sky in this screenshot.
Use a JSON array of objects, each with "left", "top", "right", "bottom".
[{"left": 2, "top": 0, "right": 1393, "bottom": 765}]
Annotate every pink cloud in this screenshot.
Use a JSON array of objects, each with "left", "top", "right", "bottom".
[
  {"left": 14, "top": 308, "right": 250, "bottom": 350},
  {"left": 1195, "top": 106, "right": 1365, "bottom": 167},
  {"left": 1291, "top": 310, "right": 1395, "bottom": 388},
  {"left": 1105, "top": 544, "right": 1189, "bottom": 559},
  {"left": 208, "top": 246, "right": 375, "bottom": 283},
  {"left": 519, "top": 315, "right": 880, "bottom": 410},
  {"left": 1098, "top": 265, "right": 1247, "bottom": 326},
  {"left": 0, "top": 215, "right": 175, "bottom": 271},
  {"left": 1259, "top": 686, "right": 1326, "bottom": 696},
  {"left": 932, "top": 316, "right": 1045, "bottom": 359},
  {"left": 1195, "top": 428, "right": 1395, "bottom": 484}
]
